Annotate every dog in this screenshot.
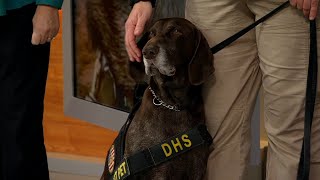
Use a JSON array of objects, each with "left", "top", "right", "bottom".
[{"left": 101, "top": 17, "right": 214, "bottom": 180}]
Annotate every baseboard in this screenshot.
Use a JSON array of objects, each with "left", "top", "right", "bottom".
[{"left": 47, "top": 152, "right": 105, "bottom": 177}]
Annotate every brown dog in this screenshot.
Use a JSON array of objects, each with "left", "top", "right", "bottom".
[{"left": 102, "top": 18, "right": 214, "bottom": 180}]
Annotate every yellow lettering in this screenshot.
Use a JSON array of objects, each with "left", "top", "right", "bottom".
[
  {"left": 113, "top": 171, "right": 118, "bottom": 180},
  {"left": 119, "top": 165, "right": 122, "bottom": 175},
  {"left": 113, "top": 162, "right": 128, "bottom": 180},
  {"left": 182, "top": 134, "right": 192, "bottom": 147},
  {"left": 171, "top": 138, "right": 183, "bottom": 152},
  {"left": 161, "top": 143, "right": 172, "bottom": 157},
  {"left": 120, "top": 162, "right": 127, "bottom": 175}
]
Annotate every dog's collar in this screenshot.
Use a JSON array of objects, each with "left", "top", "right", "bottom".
[{"left": 148, "top": 87, "right": 181, "bottom": 112}]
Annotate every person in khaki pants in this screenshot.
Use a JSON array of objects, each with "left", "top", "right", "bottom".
[{"left": 125, "top": 0, "right": 320, "bottom": 179}]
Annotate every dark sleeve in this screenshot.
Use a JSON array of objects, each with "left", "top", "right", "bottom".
[
  {"left": 129, "top": 0, "right": 156, "bottom": 8},
  {"left": 36, "top": 0, "right": 64, "bottom": 9}
]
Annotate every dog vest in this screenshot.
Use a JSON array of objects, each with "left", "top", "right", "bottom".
[{"left": 104, "top": 100, "right": 213, "bottom": 180}]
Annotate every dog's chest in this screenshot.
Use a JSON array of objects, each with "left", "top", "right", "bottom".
[{"left": 124, "top": 102, "right": 197, "bottom": 156}]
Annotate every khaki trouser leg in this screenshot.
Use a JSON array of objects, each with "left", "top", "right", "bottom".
[
  {"left": 247, "top": 1, "right": 320, "bottom": 179},
  {"left": 186, "top": 1, "right": 261, "bottom": 179}
]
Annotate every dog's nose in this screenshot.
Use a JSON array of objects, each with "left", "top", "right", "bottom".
[{"left": 142, "top": 45, "right": 159, "bottom": 59}]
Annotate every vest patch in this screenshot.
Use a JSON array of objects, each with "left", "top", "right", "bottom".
[{"left": 108, "top": 145, "right": 115, "bottom": 173}]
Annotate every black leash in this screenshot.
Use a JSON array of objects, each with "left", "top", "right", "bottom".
[
  {"left": 210, "top": 1, "right": 290, "bottom": 54},
  {"left": 296, "top": 19, "right": 318, "bottom": 180},
  {"left": 209, "top": 1, "right": 317, "bottom": 180}
]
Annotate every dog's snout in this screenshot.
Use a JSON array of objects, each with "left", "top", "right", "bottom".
[{"left": 142, "top": 45, "right": 159, "bottom": 59}]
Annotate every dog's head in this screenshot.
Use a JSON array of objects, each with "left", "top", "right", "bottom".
[{"left": 130, "top": 18, "right": 213, "bottom": 86}]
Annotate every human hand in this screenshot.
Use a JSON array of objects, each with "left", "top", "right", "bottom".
[
  {"left": 31, "top": 5, "right": 60, "bottom": 45},
  {"left": 290, "top": 0, "right": 319, "bottom": 20},
  {"left": 125, "top": 1, "right": 153, "bottom": 62}
]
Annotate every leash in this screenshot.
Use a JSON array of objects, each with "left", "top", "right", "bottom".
[
  {"left": 296, "top": 19, "right": 318, "bottom": 180},
  {"left": 209, "top": 1, "right": 317, "bottom": 179},
  {"left": 210, "top": 1, "right": 290, "bottom": 54}
]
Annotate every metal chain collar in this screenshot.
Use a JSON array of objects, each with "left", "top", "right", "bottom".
[{"left": 148, "top": 87, "right": 181, "bottom": 112}]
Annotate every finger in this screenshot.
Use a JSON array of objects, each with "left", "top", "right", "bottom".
[
  {"left": 125, "top": 41, "right": 135, "bottom": 62},
  {"left": 126, "top": 38, "right": 141, "bottom": 62},
  {"left": 132, "top": 18, "right": 146, "bottom": 61},
  {"left": 134, "top": 17, "right": 147, "bottom": 36},
  {"left": 40, "top": 34, "right": 48, "bottom": 44},
  {"left": 303, "top": 0, "right": 311, "bottom": 17},
  {"left": 290, "top": 0, "right": 298, "bottom": 7},
  {"left": 125, "top": 21, "right": 140, "bottom": 61},
  {"left": 37, "top": 28, "right": 49, "bottom": 44},
  {"left": 132, "top": 19, "right": 147, "bottom": 60},
  {"left": 129, "top": 38, "right": 142, "bottom": 62},
  {"left": 297, "top": 0, "right": 304, "bottom": 9},
  {"left": 125, "top": 32, "right": 137, "bottom": 61},
  {"left": 127, "top": 48, "right": 135, "bottom": 62},
  {"left": 128, "top": 28, "right": 142, "bottom": 61},
  {"left": 126, "top": 40, "right": 139, "bottom": 61},
  {"left": 47, "top": 31, "right": 55, "bottom": 42},
  {"left": 46, "top": 37, "right": 52, "bottom": 43},
  {"left": 31, "top": 32, "right": 41, "bottom": 45},
  {"left": 51, "top": 26, "right": 60, "bottom": 40},
  {"left": 41, "top": 26, "right": 53, "bottom": 44},
  {"left": 309, "top": 0, "right": 319, "bottom": 20}
]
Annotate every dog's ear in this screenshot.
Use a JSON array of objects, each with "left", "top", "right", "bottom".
[{"left": 188, "top": 29, "right": 214, "bottom": 85}]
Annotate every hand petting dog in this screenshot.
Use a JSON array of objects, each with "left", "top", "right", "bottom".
[{"left": 125, "top": 1, "right": 153, "bottom": 62}]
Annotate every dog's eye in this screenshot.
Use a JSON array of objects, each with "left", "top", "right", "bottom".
[
  {"left": 149, "top": 31, "right": 155, "bottom": 37},
  {"left": 171, "top": 28, "right": 181, "bottom": 35},
  {"left": 166, "top": 26, "right": 180, "bottom": 35}
]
